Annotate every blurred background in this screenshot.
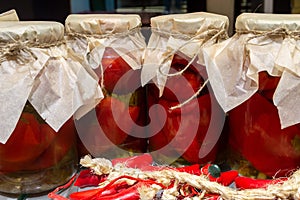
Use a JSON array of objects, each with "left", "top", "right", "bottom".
[{"left": 0, "top": 0, "right": 298, "bottom": 35}]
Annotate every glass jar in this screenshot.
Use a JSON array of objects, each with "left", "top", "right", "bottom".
[
  {"left": 142, "top": 12, "right": 229, "bottom": 165},
  {"left": 204, "top": 13, "right": 300, "bottom": 178},
  {"left": 0, "top": 103, "right": 77, "bottom": 195},
  {"left": 0, "top": 21, "right": 102, "bottom": 195},
  {"left": 65, "top": 14, "right": 148, "bottom": 159}
]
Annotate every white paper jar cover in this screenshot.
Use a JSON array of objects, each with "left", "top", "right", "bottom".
[
  {"left": 0, "top": 21, "right": 102, "bottom": 144},
  {"left": 142, "top": 12, "right": 229, "bottom": 95},
  {"left": 203, "top": 13, "right": 300, "bottom": 128},
  {"left": 65, "top": 14, "right": 146, "bottom": 71}
]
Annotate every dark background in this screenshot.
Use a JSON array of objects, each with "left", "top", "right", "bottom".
[{"left": 0, "top": 0, "right": 292, "bottom": 24}]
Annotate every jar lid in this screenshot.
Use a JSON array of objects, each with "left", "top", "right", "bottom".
[
  {"left": 150, "top": 12, "right": 229, "bottom": 36},
  {"left": 65, "top": 14, "right": 142, "bottom": 35},
  {"left": 0, "top": 21, "right": 64, "bottom": 44},
  {"left": 236, "top": 13, "right": 300, "bottom": 32}
]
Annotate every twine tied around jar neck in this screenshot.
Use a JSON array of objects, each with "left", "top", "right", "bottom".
[
  {"left": 67, "top": 26, "right": 143, "bottom": 89},
  {"left": 0, "top": 41, "right": 37, "bottom": 64},
  {"left": 240, "top": 27, "right": 300, "bottom": 75},
  {"left": 0, "top": 37, "right": 65, "bottom": 65},
  {"left": 237, "top": 27, "right": 300, "bottom": 41},
  {"left": 67, "top": 26, "right": 142, "bottom": 41},
  {"left": 156, "top": 28, "right": 228, "bottom": 110}
]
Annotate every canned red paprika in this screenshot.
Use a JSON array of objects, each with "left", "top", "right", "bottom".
[
  {"left": 142, "top": 13, "right": 229, "bottom": 165},
  {"left": 0, "top": 21, "right": 101, "bottom": 195},
  {"left": 204, "top": 13, "right": 300, "bottom": 178},
  {"left": 65, "top": 14, "right": 148, "bottom": 158}
]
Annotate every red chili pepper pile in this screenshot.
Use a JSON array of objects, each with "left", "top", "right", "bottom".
[{"left": 48, "top": 153, "right": 291, "bottom": 200}]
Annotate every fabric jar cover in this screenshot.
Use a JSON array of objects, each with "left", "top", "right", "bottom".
[{"left": 65, "top": 14, "right": 146, "bottom": 81}]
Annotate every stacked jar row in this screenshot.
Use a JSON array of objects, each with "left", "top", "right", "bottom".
[{"left": 1, "top": 10, "right": 300, "bottom": 196}]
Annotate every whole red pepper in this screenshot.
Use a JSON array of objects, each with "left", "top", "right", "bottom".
[
  {"left": 96, "top": 96, "right": 135, "bottom": 145},
  {"left": 77, "top": 96, "right": 141, "bottom": 157},
  {"left": 149, "top": 94, "right": 219, "bottom": 164},
  {"left": 0, "top": 113, "right": 75, "bottom": 172},
  {"left": 147, "top": 53, "right": 223, "bottom": 165},
  {"left": 160, "top": 54, "right": 205, "bottom": 102},
  {"left": 258, "top": 71, "right": 281, "bottom": 101},
  {"left": 100, "top": 47, "right": 141, "bottom": 95},
  {"left": 228, "top": 92, "right": 300, "bottom": 177},
  {"left": 27, "top": 118, "right": 77, "bottom": 170},
  {"left": 0, "top": 113, "right": 49, "bottom": 165}
]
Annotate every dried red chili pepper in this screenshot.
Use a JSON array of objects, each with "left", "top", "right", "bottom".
[
  {"left": 70, "top": 175, "right": 167, "bottom": 200},
  {"left": 94, "top": 182, "right": 141, "bottom": 200},
  {"left": 200, "top": 164, "right": 238, "bottom": 186},
  {"left": 74, "top": 169, "right": 107, "bottom": 188},
  {"left": 111, "top": 153, "right": 153, "bottom": 168},
  {"left": 70, "top": 181, "right": 130, "bottom": 200},
  {"left": 217, "top": 170, "right": 239, "bottom": 186},
  {"left": 73, "top": 154, "right": 153, "bottom": 190},
  {"left": 48, "top": 175, "right": 76, "bottom": 200},
  {"left": 69, "top": 187, "right": 105, "bottom": 200},
  {"left": 235, "top": 176, "right": 287, "bottom": 189}
]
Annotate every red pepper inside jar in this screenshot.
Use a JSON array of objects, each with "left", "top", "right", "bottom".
[
  {"left": 142, "top": 13, "right": 229, "bottom": 165},
  {"left": 204, "top": 13, "right": 300, "bottom": 178},
  {"left": 0, "top": 21, "right": 102, "bottom": 195},
  {"left": 65, "top": 14, "right": 148, "bottom": 158}
]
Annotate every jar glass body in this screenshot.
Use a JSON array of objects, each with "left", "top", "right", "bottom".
[
  {"left": 147, "top": 52, "right": 226, "bottom": 165},
  {"left": 0, "top": 102, "right": 78, "bottom": 195},
  {"left": 227, "top": 71, "right": 300, "bottom": 178},
  {"left": 76, "top": 47, "right": 148, "bottom": 159}
]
